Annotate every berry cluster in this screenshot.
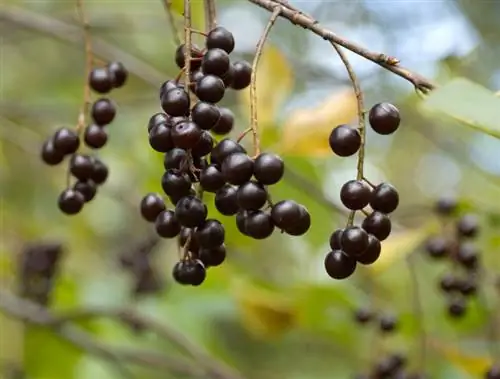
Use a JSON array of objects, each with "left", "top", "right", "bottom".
[
  {"left": 18, "top": 242, "right": 63, "bottom": 306},
  {"left": 424, "top": 196, "right": 482, "bottom": 319},
  {"left": 140, "top": 26, "right": 310, "bottom": 287},
  {"left": 40, "top": 61, "right": 128, "bottom": 215},
  {"left": 325, "top": 103, "right": 401, "bottom": 279},
  {"left": 118, "top": 236, "right": 164, "bottom": 297}
]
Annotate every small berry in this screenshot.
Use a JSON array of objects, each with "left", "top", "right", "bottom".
[
  {"left": 107, "top": 61, "right": 128, "bottom": 88},
  {"left": 370, "top": 183, "right": 399, "bottom": 214},
  {"left": 161, "top": 170, "right": 192, "bottom": 198},
  {"left": 439, "top": 273, "right": 459, "bottom": 293},
  {"left": 171, "top": 121, "right": 202, "bottom": 150},
  {"left": 69, "top": 154, "right": 94, "bottom": 181},
  {"left": 340, "top": 180, "right": 371, "bottom": 210},
  {"left": 242, "top": 211, "right": 275, "bottom": 239},
  {"left": 271, "top": 200, "right": 302, "bottom": 231},
  {"left": 90, "top": 159, "right": 108, "bottom": 185},
  {"left": 172, "top": 259, "right": 206, "bottom": 286},
  {"left": 161, "top": 88, "right": 190, "bottom": 117},
  {"left": 214, "top": 184, "right": 239, "bottom": 216},
  {"left": 91, "top": 98, "right": 116, "bottom": 126},
  {"left": 53, "top": 128, "right": 80, "bottom": 155},
  {"left": 425, "top": 236, "right": 449, "bottom": 258},
  {"left": 149, "top": 123, "right": 174, "bottom": 152},
  {"left": 435, "top": 195, "right": 457, "bottom": 216},
  {"left": 192, "top": 131, "right": 214, "bottom": 158},
  {"left": 140, "top": 193, "right": 166, "bottom": 222},
  {"left": 202, "top": 48, "right": 231, "bottom": 77},
  {"left": 329, "top": 229, "right": 344, "bottom": 250},
  {"left": 195, "top": 219, "right": 225, "bottom": 248},
  {"left": 457, "top": 242, "right": 479, "bottom": 269},
  {"left": 148, "top": 112, "right": 170, "bottom": 132},
  {"left": 221, "top": 65, "right": 234, "bottom": 88},
  {"left": 447, "top": 297, "right": 467, "bottom": 318},
  {"left": 84, "top": 124, "right": 108, "bottom": 149},
  {"left": 211, "top": 107, "right": 234, "bottom": 135},
  {"left": 379, "top": 314, "right": 398, "bottom": 333},
  {"left": 206, "top": 27, "right": 235, "bottom": 54},
  {"left": 237, "top": 181, "right": 268, "bottom": 210},
  {"left": 369, "top": 102, "right": 401, "bottom": 135},
  {"left": 164, "top": 148, "right": 188, "bottom": 171},
  {"left": 356, "top": 234, "right": 381, "bottom": 265},
  {"left": 354, "top": 307, "right": 374, "bottom": 324},
  {"left": 221, "top": 152, "right": 254, "bottom": 185},
  {"left": 329, "top": 125, "right": 361, "bottom": 157},
  {"left": 324, "top": 250, "right": 357, "bottom": 279},
  {"left": 361, "top": 211, "right": 392, "bottom": 241},
  {"left": 210, "top": 138, "right": 246, "bottom": 166},
  {"left": 284, "top": 204, "right": 311, "bottom": 236},
  {"left": 200, "top": 164, "right": 225, "bottom": 192},
  {"left": 73, "top": 180, "right": 97, "bottom": 202},
  {"left": 159, "top": 80, "right": 180, "bottom": 100},
  {"left": 41, "top": 139, "right": 64, "bottom": 165},
  {"left": 341, "top": 226, "right": 369, "bottom": 257},
  {"left": 458, "top": 277, "right": 477, "bottom": 297},
  {"left": 456, "top": 214, "right": 479, "bottom": 238},
  {"left": 88, "top": 67, "right": 113, "bottom": 94},
  {"left": 58, "top": 189, "right": 85, "bottom": 215},
  {"left": 155, "top": 210, "right": 181, "bottom": 238},
  {"left": 175, "top": 196, "right": 208, "bottom": 228},
  {"left": 199, "top": 244, "right": 226, "bottom": 267},
  {"left": 196, "top": 75, "right": 225, "bottom": 103},
  {"left": 191, "top": 102, "right": 220, "bottom": 130},
  {"left": 230, "top": 61, "right": 252, "bottom": 90},
  {"left": 253, "top": 153, "right": 285, "bottom": 185},
  {"left": 174, "top": 44, "right": 203, "bottom": 70}
]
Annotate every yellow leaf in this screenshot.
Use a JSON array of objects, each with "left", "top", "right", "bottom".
[
  {"left": 431, "top": 339, "right": 492, "bottom": 376},
  {"left": 232, "top": 280, "right": 297, "bottom": 340},
  {"left": 238, "top": 45, "right": 294, "bottom": 132},
  {"left": 278, "top": 89, "right": 358, "bottom": 157}
]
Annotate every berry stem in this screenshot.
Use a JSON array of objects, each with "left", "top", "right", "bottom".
[
  {"left": 188, "top": 28, "right": 207, "bottom": 36},
  {"left": 161, "top": 0, "right": 182, "bottom": 46},
  {"left": 183, "top": 0, "right": 192, "bottom": 98},
  {"left": 362, "top": 176, "right": 376, "bottom": 189},
  {"left": 346, "top": 210, "right": 355, "bottom": 227},
  {"left": 249, "top": 6, "right": 281, "bottom": 157},
  {"left": 361, "top": 209, "right": 370, "bottom": 217},
  {"left": 203, "top": 0, "right": 218, "bottom": 31},
  {"left": 75, "top": 0, "right": 92, "bottom": 135},
  {"left": 330, "top": 42, "right": 366, "bottom": 181},
  {"left": 236, "top": 127, "right": 252, "bottom": 143}
]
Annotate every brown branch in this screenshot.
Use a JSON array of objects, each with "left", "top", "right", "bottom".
[
  {"left": 161, "top": 0, "right": 182, "bottom": 46},
  {"left": 203, "top": 0, "right": 217, "bottom": 31},
  {"left": 247, "top": 0, "right": 436, "bottom": 92}
]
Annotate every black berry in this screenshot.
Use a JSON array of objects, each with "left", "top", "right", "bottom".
[
  {"left": 447, "top": 297, "right": 467, "bottom": 318},
  {"left": 324, "top": 250, "right": 357, "bottom": 279},
  {"left": 164, "top": 148, "right": 188, "bottom": 171},
  {"left": 253, "top": 153, "right": 285, "bottom": 185},
  {"left": 191, "top": 102, "right": 220, "bottom": 130},
  {"left": 242, "top": 211, "right": 275, "bottom": 239},
  {"left": 200, "top": 164, "right": 225, "bottom": 192},
  {"left": 221, "top": 152, "right": 254, "bottom": 185},
  {"left": 161, "top": 170, "right": 192, "bottom": 198},
  {"left": 369, "top": 102, "right": 401, "bottom": 135},
  {"left": 175, "top": 196, "right": 208, "bottom": 228},
  {"left": 202, "top": 48, "right": 230, "bottom": 77},
  {"left": 107, "top": 61, "right": 128, "bottom": 88},
  {"left": 89, "top": 67, "right": 113, "bottom": 94},
  {"left": 196, "top": 75, "right": 225, "bottom": 103},
  {"left": 354, "top": 307, "right": 373, "bottom": 324},
  {"left": 90, "top": 159, "right": 108, "bottom": 185},
  {"left": 69, "top": 154, "right": 94, "bottom": 181},
  {"left": 53, "top": 128, "right": 80, "bottom": 155},
  {"left": 91, "top": 98, "right": 116, "bottom": 126},
  {"left": 214, "top": 184, "right": 239, "bottom": 216},
  {"left": 161, "top": 88, "right": 190, "bottom": 117},
  {"left": 172, "top": 259, "right": 206, "bottom": 286},
  {"left": 195, "top": 219, "right": 225, "bottom": 248},
  {"left": 456, "top": 214, "right": 479, "bottom": 238},
  {"left": 140, "top": 193, "right": 166, "bottom": 222},
  {"left": 341, "top": 226, "right": 369, "bottom": 257},
  {"left": 329, "top": 229, "right": 344, "bottom": 250},
  {"left": 73, "top": 180, "right": 97, "bottom": 202},
  {"left": 155, "top": 210, "right": 181, "bottom": 238},
  {"left": 230, "top": 61, "right": 252, "bottom": 90},
  {"left": 210, "top": 138, "right": 246, "bottom": 166},
  {"left": 84, "top": 124, "right": 108, "bottom": 149},
  {"left": 425, "top": 236, "right": 449, "bottom": 258},
  {"left": 340, "top": 180, "right": 371, "bottom": 210},
  {"left": 149, "top": 123, "right": 174, "bottom": 152},
  {"left": 171, "top": 121, "right": 202, "bottom": 149},
  {"left": 361, "top": 211, "right": 392, "bottom": 241},
  {"left": 356, "top": 234, "right": 381, "bottom": 265},
  {"left": 211, "top": 107, "right": 234, "bottom": 135},
  {"left": 379, "top": 314, "right": 398, "bottom": 333},
  {"left": 206, "top": 27, "right": 235, "bottom": 54},
  {"left": 41, "top": 139, "right": 64, "bottom": 165},
  {"left": 199, "top": 244, "right": 226, "bottom": 267},
  {"left": 329, "top": 125, "right": 361, "bottom": 157},
  {"left": 237, "top": 181, "right": 268, "bottom": 210},
  {"left": 192, "top": 131, "right": 214, "bottom": 158},
  {"left": 148, "top": 112, "right": 170, "bottom": 132},
  {"left": 370, "top": 183, "right": 399, "bottom": 214},
  {"left": 58, "top": 189, "right": 85, "bottom": 215},
  {"left": 435, "top": 195, "right": 458, "bottom": 216},
  {"left": 174, "top": 44, "right": 203, "bottom": 70}
]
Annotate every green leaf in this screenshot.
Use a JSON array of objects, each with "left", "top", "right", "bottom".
[
  {"left": 170, "top": 0, "right": 205, "bottom": 32},
  {"left": 421, "top": 78, "right": 500, "bottom": 139}
]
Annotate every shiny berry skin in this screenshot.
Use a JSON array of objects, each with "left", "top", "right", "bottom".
[
  {"left": 175, "top": 196, "right": 207, "bottom": 228},
  {"left": 457, "top": 242, "right": 479, "bottom": 270},
  {"left": 214, "top": 184, "right": 239, "bottom": 216},
  {"left": 149, "top": 123, "right": 174, "bottom": 153},
  {"left": 202, "top": 48, "right": 231, "bottom": 77},
  {"left": 241, "top": 210, "right": 275, "bottom": 239},
  {"left": 53, "top": 128, "right": 80, "bottom": 155},
  {"left": 210, "top": 138, "right": 246, "bottom": 166},
  {"left": 191, "top": 102, "right": 220, "bottom": 130},
  {"left": 221, "top": 65, "right": 234, "bottom": 88},
  {"left": 159, "top": 80, "right": 180, "bottom": 100},
  {"left": 73, "top": 180, "right": 97, "bottom": 202},
  {"left": 148, "top": 112, "right": 170, "bottom": 132},
  {"left": 271, "top": 200, "right": 302, "bottom": 231},
  {"left": 199, "top": 244, "right": 226, "bottom": 267},
  {"left": 237, "top": 181, "right": 268, "bottom": 210},
  {"left": 253, "top": 153, "right": 285, "bottom": 185},
  {"left": 368, "top": 102, "right": 401, "bottom": 135},
  {"left": 174, "top": 44, "right": 203, "bottom": 70},
  {"left": 161, "top": 88, "right": 190, "bottom": 117},
  {"left": 329, "top": 229, "right": 344, "bottom": 250},
  {"left": 164, "top": 148, "right": 188, "bottom": 171},
  {"left": 341, "top": 226, "right": 369, "bottom": 257},
  {"left": 91, "top": 98, "right": 116, "bottom": 126},
  {"left": 230, "top": 61, "right": 252, "bottom": 90},
  {"left": 361, "top": 211, "right": 392, "bottom": 241},
  {"left": 107, "top": 61, "right": 128, "bottom": 88},
  {"left": 58, "top": 189, "right": 85, "bottom": 215},
  {"left": 195, "top": 219, "right": 225, "bottom": 248},
  {"left": 90, "top": 159, "right": 108, "bottom": 185},
  {"left": 340, "top": 180, "right": 371, "bottom": 210},
  {"left": 356, "top": 234, "right": 381, "bottom": 265},
  {"left": 221, "top": 153, "right": 254, "bottom": 185},
  {"left": 211, "top": 107, "right": 234, "bottom": 135},
  {"left": 41, "top": 139, "right": 64, "bottom": 165},
  {"left": 89, "top": 67, "right": 113, "bottom": 94},
  {"left": 69, "top": 154, "right": 94, "bottom": 181},
  {"left": 284, "top": 204, "right": 311, "bottom": 236},
  {"left": 161, "top": 170, "right": 192, "bottom": 199},
  {"left": 171, "top": 121, "right": 202, "bottom": 149},
  {"left": 140, "top": 193, "right": 166, "bottom": 222},
  {"left": 456, "top": 214, "right": 479, "bottom": 238},
  {"left": 324, "top": 250, "right": 357, "bottom": 279},
  {"left": 155, "top": 210, "right": 181, "bottom": 238},
  {"left": 172, "top": 259, "right": 206, "bottom": 286},
  {"left": 196, "top": 75, "right": 225, "bottom": 103},
  {"left": 206, "top": 27, "right": 235, "bottom": 54},
  {"left": 200, "top": 165, "right": 225, "bottom": 192},
  {"left": 192, "top": 131, "right": 214, "bottom": 158},
  {"left": 370, "top": 183, "right": 399, "bottom": 214},
  {"left": 84, "top": 124, "right": 108, "bottom": 149},
  {"left": 329, "top": 125, "right": 361, "bottom": 157},
  {"left": 447, "top": 297, "right": 467, "bottom": 318}
]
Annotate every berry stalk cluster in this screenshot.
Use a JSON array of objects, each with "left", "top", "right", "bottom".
[
  {"left": 40, "top": 61, "right": 128, "bottom": 215},
  {"left": 325, "top": 103, "right": 401, "bottom": 280},
  {"left": 139, "top": 26, "right": 311, "bottom": 287}
]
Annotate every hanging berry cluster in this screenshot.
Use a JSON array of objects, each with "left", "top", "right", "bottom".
[
  {"left": 40, "top": 61, "right": 128, "bottom": 215},
  {"left": 324, "top": 103, "right": 401, "bottom": 280},
  {"left": 139, "top": 26, "right": 311, "bottom": 287}
]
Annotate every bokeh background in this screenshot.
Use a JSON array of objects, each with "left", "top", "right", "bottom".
[{"left": 1, "top": 0, "right": 500, "bottom": 378}]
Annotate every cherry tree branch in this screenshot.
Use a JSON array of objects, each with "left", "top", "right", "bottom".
[
  {"left": 247, "top": 0, "right": 437, "bottom": 93},
  {"left": 203, "top": 0, "right": 217, "bottom": 30}
]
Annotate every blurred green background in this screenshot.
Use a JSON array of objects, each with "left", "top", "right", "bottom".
[{"left": 1, "top": 0, "right": 500, "bottom": 378}]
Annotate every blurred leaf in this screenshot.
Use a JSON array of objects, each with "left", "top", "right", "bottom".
[
  {"left": 278, "top": 89, "right": 358, "bottom": 157},
  {"left": 421, "top": 78, "right": 500, "bottom": 139},
  {"left": 232, "top": 279, "right": 297, "bottom": 340},
  {"left": 431, "top": 340, "right": 492, "bottom": 377},
  {"left": 170, "top": 0, "right": 205, "bottom": 32},
  {"left": 238, "top": 45, "right": 294, "bottom": 132}
]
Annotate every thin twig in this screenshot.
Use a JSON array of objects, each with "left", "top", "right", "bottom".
[
  {"left": 75, "top": 0, "right": 92, "bottom": 135},
  {"left": 249, "top": 6, "right": 281, "bottom": 157},
  {"left": 161, "top": 0, "right": 182, "bottom": 46},
  {"left": 184, "top": 0, "right": 192, "bottom": 96},
  {"left": 247, "top": 0, "right": 436, "bottom": 93},
  {"left": 203, "top": 0, "right": 217, "bottom": 31}
]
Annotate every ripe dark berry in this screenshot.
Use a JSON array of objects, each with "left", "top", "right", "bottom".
[
  {"left": 439, "top": 273, "right": 459, "bottom": 293},
  {"left": 161, "top": 88, "right": 190, "bottom": 117},
  {"left": 329, "top": 125, "right": 361, "bottom": 157},
  {"left": 69, "top": 154, "right": 94, "bottom": 181},
  {"left": 202, "top": 48, "right": 230, "bottom": 77},
  {"left": 199, "top": 244, "right": 226, "bottom": 267},
  {"left": 164, "top": 148, "right": 188, "bottom": 171},
  {"left": 88, "top": 67, "right": 113, "bottom": 94},
  {"left": 324, "top": 250, "right": 357, "bottom": 279},
  {"left": 361, "top": 211, "right": 392, "bottom": 241},
  {"left": 369, "top": 102, "right": 401, "bottom": 135},
  {"left": 41, "top": 139, "right": 64, "bottom": 165},
  {"left": 284, "top": 205, "right": 311, "bottom": 236},
  {"left": 457, "top": 242, "right": 479, "bottom": 269},
  {"left": 447, "top": 297, "right": 467, "bottom": 318},
  {"left": 206, "top": 26, "right": 235, "bottom": 54},
  {"left": 354, "top": 307, "right": 373, "bottom": 324},
  {"left": 271, "top": 200, "right": 310, "bottom": 235},
  {"left": 221, "top": 152, "right": 254, "bottom": 185},
  {"left": 456, "top": 214, "right": 479, "bottom": 238},
  {"left": 237, "top": 181, "right": 268, "bottom": 210},
  {"left": 107, "top": 61, "right": 128, "bottom": 88},
  {"left": 159, "top": 80, "right": 180, "bottom": 99},
  {"left": 485, "top": 364, "right": 500, "bottom": 379},
  {"left": 200, "top": 164, "right": 225, "bottom": 192},
  {"left": 149, "top": 123, "right": 174, "bottom": 152},
  {"left": 242, "top": 211, "right": 275, "bottom": 239},
  {"left": 370, "top": 183, "right": 399, "bottom": 214},
  {"left": 90, "top": 159, "right": 108, "bottom": 185},
  {"left": 340, "top": 180, "right": 371, "bottom": 210},
  {"left": 253, "top": 153, "right": 285, "bottom": 185},
  {"left": 195, "top": 219, "right": 225, "bottom": 248},
  {"left": 425, "top": 236, "right": 449, "bottom": 258},
  {"left": 214, "top": 184, "right": 239, "bottom": 216},
  {"left": 140, "top": 193, "right": 166, "bottom": 222},
  {"left": 196, "top": 75, "right": 225, "bottom": 103},
  {"left": 189, "top": 70, "right": 204, "bottom": 92},
  {"left": 341, "top": 226, "right": 369, "bottom": 257},
  {"left": 84, "top": 124, "right": 108, "bottom": 149},
  {"left": 174, "top": 43, "right": 203, "bottom": 70},
  {"left": 53, "top": 128, "right": 80, "bottom": 155},
  {"left": 230, "top": 61, "right": 252, "bottom": 90},
  {"left": 211, "top": 107, "right": 234, "bottom": 135},
  {"left": 175, "top": 196, "right": 207, "bottom": 228},
  {"left": 329, "top": 229, "right": 344, "bottom": 250},
  {"left": 356, "top": 234, "right": 381, "bottom": 265},
  {"left": 148, "top": 112, "right": 170, "bottom": 132},
  {"left": 458, "top": 277, "right": 477, "bottom": 296},
  {"left": 73, "top": 180, "right": 97, "bottom": 202},
  {"left": 58, "top": 189, "right": 85, "bottom": 215},
  {"left": 191, "top": 102, "right": 220, "bottom": 130},
  {"left": 171, "top": 121, "right": 202, "bottom": 149},
  {"left": 221, "top": 65, "right": 234, "bottom": 87},
  {"left": 210, "top": 138, "right": 246, "bottom": 166},
  {"left": 379, "top": 314, "right": 398, "bottom": 332},
  {"left": 91, "top": 98, "right": 116, "bottom": 126},
  {"left": 191, "top": 131, "right": 214, "bottom": 158},
  {"left": 161, "top": 170, "right": 192, "bottom": 198},
  {"left": 155, "top": 210, "right": 181, "bottom": 238},
  {"left": 172, "top": 259, "right": 206, "bottom": 286},
  {"left": 435, "top": 195, "right": 458, "bottom": 216}
]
